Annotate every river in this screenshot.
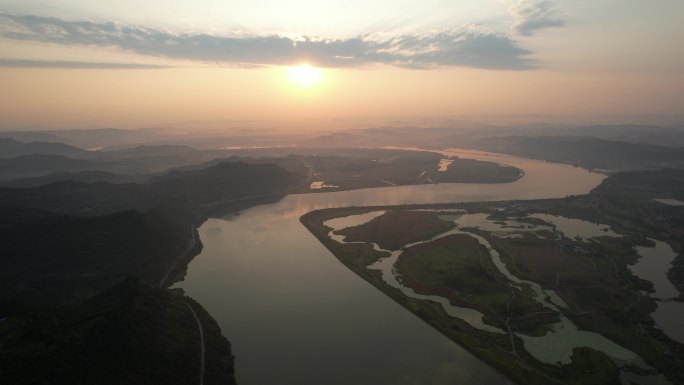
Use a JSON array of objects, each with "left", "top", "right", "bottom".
[{"left": 176, "top": 149, "right": 607, "bottom": 385}]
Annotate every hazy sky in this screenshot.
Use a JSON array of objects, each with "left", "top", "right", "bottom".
[{"left": 0, "top": 0, "right": 683, "bottom": 129}]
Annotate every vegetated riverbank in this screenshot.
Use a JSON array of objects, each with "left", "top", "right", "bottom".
[
  {"left": 302, "top": 205, "right": 564, "bottom": 385},
  {"left": 301, "top": 169, "right": 684, "bottom": 385},
  {"left": 292, "top": 150, "right": 524, "bottom": 193},
  {"left": 0, "top": 159, "right": 310, "bottom": 385},
  {"left": 0, "top": 206, "right": 237, "bottom": 385}
]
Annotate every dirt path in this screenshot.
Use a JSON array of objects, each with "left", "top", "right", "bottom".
[{"left": 185, "top": 301, "right": 205, "bottom": 385}]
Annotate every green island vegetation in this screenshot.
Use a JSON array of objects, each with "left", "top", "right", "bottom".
[
  {"left": 335, "top": 210, "right": 455, "bottom": 249},
  {"left": 290, "top": 148, "right": 523, "bottom": 192},
  {"left": 301, "top": 169, "right": 684, "bottom": 385}
]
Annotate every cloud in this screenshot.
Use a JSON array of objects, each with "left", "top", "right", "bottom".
[
  {"left": 0, "top": 14, "right": 534, "bottom": 70},
  {"left": 0, "top": 58, "right": 169, "bottom": 69},
  {"left": 509, "top": 0, "right": 564, "bottom": 36}
]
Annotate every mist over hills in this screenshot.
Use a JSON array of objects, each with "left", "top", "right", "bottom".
[
  {"left": 2, "top": 122, "right": 682, "bottom": 151},
  {"left": 0, "top": 154, "right": 115, "bottom": 180},
  {"left": 0, "top": 139, "right": 233, "bottom": 181},
  {"left": 0, "top": 138, "right": 95, "bottom": 159},
  {"left": 0, "top": 128, "right": 166, "bottom": 149},
  {"left": 543, "top": 125, "right": 684, "bottom": 148},
  {"left": 0, "top": 170, "right": 137, "bottom": 188}
]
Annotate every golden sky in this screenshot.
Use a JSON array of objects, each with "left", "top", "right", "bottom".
[{"left": 0, "top": 1, "right": 683, "bottom": 129}]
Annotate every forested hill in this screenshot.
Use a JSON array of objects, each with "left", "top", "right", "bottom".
[
  {"left": 0, "top": 207, "right": 198, "bottom": 306},
  {"left": 0, "top": 159, "right": 306, "bottom": 385},
  {"left": 1, "top": 277, "right": 236, "bottom": 385},
  {"left": 0, "top": 161, "right": 307, "bottom": 216}
]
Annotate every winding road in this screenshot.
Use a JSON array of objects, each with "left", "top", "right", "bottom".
[{"left": 185, "top": 301, "right": 206, "bottom": 385}]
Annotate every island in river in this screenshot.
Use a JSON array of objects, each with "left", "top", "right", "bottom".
[
  {"left": 296, "top": 149, "right": 523, "bottom": 192},
  {"left": 301, "top": 169, "right": 684, "bottom": 385}
]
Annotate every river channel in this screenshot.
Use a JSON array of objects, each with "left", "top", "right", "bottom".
[{"left": 177, "top": 149, "right": 611, "bottom": 385}]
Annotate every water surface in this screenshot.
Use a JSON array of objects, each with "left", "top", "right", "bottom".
[
  {"left": 177, "top": 148, "right": 604, "bottom": 385},
  {"left": 631, "top": 240, "right": 684, "bottom": 344}
]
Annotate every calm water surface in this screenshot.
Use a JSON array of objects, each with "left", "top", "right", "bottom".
[
  {"left": 177, "top": 149, "right": 605, "bottom": 385},
  {"left": 632, "top": 240, "right": 684, "bottom": 344}
]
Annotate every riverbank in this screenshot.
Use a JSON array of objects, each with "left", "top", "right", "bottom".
[
  {"left": 300, "top": 170, "right": 684, "bottom": 385},
  {"left": 301, "top": 206, "right": 556, "bottom": 385}
]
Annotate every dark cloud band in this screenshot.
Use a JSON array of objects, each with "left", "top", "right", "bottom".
[
  {"left": 0, "top": 58, "right": 169, "bottom": 69},
  {"left": 0, "top": 14, "right": 534, "bottom": 70}
]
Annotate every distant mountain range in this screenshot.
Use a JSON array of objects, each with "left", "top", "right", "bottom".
[
  {"left": 0, "top": 139, "right": 231, "bottom": 181},
  {"left": 0, "top": 137, "right": 95, "bottom": 159},
  {"left": 0, "top": 127, "right": 166, "bottom": 149},
  {"left": 299, "top": 124, "right": 684, "bottom": 151},
  {"left": 0, "top": 170, "right": 136, "bottom": 188},
  {"left": 472, "top": 136, "right": 684, "bottom": 171},
  {"left": 0, "top": 154, "right": 115, "bottom": 180},
  {"left": 536, "top": 125, "right": 684, "bottom": 148}
]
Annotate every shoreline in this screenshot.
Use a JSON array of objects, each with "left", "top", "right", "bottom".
[{"left": 299, "top": 194, "right": 684, "bottom": 385}]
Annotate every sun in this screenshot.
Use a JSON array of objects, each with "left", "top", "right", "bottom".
[{"left": 288, "top": 64, "right": 322, "bottom": 87}]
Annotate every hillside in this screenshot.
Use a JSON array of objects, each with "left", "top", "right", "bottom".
[
  {"left": 0, "top": 207, "right": 199, "bottom": 306},
  {"left": 0, "top": 159, "right": 307, "bottom": 384},
  {"left": 0, "top": 205, "right": 237, "bottom": 385},
  {"left": 473, "top": 136, "right": 684, "bottom": 171},
  {"left": 0, "top": 161, "right": 306, "bottom": 216},
  {"left": 0, "top": 170, "right": 136, "bottom": 188},
  {"left": 150, "top": 161, "right": 305, "bottom": 208},
  {"left": 0, "top": 277, "right": 236, "bottom": 385}
]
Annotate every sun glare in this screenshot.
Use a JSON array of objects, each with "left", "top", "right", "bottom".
[{"left": 288, "top": 64, "right": 322, "bottom": 87}]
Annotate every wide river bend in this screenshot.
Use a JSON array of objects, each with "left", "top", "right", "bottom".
[{"left": 177, "top": 149, "right": 609, "bottom": 385}]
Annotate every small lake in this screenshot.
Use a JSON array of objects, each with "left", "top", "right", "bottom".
[
  {"left": 177, "top": 148, "right": 610, "bottom": 385},
  {"left": 631, "top": 240, "right": 684, "bottom": 344}
]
